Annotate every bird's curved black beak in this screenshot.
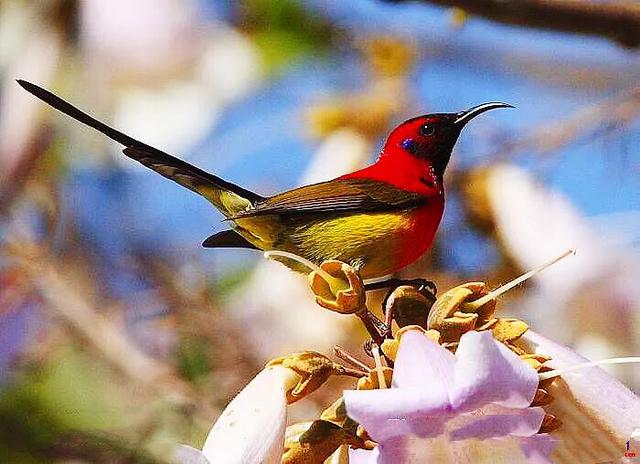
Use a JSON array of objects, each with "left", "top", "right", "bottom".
[{"left": 454, "top": 102, "right": 514, "bottom": 127}]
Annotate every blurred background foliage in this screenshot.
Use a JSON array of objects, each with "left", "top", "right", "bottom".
[{"left": 1, "top": 0, "right": 639, "bottom": 462}]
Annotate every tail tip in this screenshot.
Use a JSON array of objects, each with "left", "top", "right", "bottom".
[{"left": 16, "top": 79, "right": 35, "bottom": 93}]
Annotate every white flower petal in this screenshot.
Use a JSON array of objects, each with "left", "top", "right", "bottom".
[
  {"left": 374, "top": 435, "right": 536, "bottom": 464},
  {"left": 485, "top": 164, "right": 605, "bottom": 299},
  {"left": 523, "top": 330, "right": 640, "bottom": 463},
  {"left": 175, "top": 444, "right": 210, "bottom": 464},
  {"left": 348, "top": 446, "right": 378, "bottom": 464},
  {"left": 201, "top": 365, "right": 296, "bottom": 464},
  {"left": 344, "top": 331, "right": 555, "bottom": 463}
]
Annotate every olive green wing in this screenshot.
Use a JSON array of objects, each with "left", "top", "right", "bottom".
[{"left": 229, "top": 178, "right": 426, "bottom": 219}]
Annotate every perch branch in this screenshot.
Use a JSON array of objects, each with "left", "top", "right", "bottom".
[
  {"left": 388, "top": 0, "right": 640, "bottom": 47},
  {"left": 4, "top": 231, "right": 206, "bottom": 412}
]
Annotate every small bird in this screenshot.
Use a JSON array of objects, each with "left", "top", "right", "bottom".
[{"left": 18, "top": 79, "right": 511, "bottom": 287}]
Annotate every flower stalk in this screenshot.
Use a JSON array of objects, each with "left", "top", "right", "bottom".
[
  {"left": 305, "top": 259, "right": 389, "bottom": 347},
  {"left": 462, "top": 248, "right": 575, "bottom": 311},
  {"left": 370, "top": 344, "right": 388, "bottom": 389}
]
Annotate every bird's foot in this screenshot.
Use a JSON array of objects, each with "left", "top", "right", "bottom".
[
  {"left": 384, "top": 279, "right": 436, "bottom": 313},
  {"left": 365, "top": 278, "right": 437, "bottom": 296},
  {"left": 365, "top": 278, "right": 437, "bottom": 311}
]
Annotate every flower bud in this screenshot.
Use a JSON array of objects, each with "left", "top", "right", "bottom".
[
  {"left": 267, "top": 351, "right": 360, "bottom": 403},
  {"left": 492, "top": 318, "right": 529, "bottom": 343},
  {"left": 538, "top": 414, "right": 562, "bottom": 434},
  {"left": 427, "top": 282, "right": 496, "bottom": 342},
  {"left": 320, "top": 397, "right": 348, "bottom": 424},
  {"left": 308, "top": 260, "right": 366, "bottom": 314},
  {"left": 381, "top": 325, "right": 440, "bottom": 360},
  {"left": 385, "top": 285, "right": 435, "bottom": 329},
  {"left": 282, "top": 420, "right": 365, "bottom": 464},
  {"left": 357, "top": 367, "right": 394, "bottom": 390}
]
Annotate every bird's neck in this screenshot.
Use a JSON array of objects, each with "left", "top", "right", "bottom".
[{"left": 343, "top": 149, "right": 443, "bottom": 196}]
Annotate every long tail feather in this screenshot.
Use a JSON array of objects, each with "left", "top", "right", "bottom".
[{"left": 17, "top": 80, "right": 264, "bottom": 213}]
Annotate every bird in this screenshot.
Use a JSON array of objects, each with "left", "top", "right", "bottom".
[{"left": 18, "top": 79, "right": 511, "bottom": 289}]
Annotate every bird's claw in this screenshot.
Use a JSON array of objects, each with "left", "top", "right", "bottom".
[
  {"left": 397, "top": 278, "right": 437, "bottom": 298},
  {"left": 417, "top": 279, "right": 437, "bottom": 297}
]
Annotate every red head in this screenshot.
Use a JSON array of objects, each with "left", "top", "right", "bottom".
[{"left": 379, "top": 102, "right": 513, "bottom": 182}]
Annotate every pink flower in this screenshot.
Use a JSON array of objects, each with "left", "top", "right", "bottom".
[
  {"left": 344, "top": 330, "right": 554, "bottom": 463},
  {"left": 522, "top": 330, "right": 640, "bottom": 463}
]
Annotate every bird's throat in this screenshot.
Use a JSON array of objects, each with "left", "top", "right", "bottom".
[{"left": 344, "top": 151, "right": 443, "bottom": 197}]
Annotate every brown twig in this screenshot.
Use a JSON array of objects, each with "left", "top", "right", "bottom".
[
  {"left": 3, "top": 231, "right": 206, "bottom": 413},
  {"left": 334, "top": 345, "right": 372, "bottom": 372},
  {"left": 0, "top": 127, "right": 53, "bottom": 214},
  {"left": 140, "top": 256, "right": 262, "bottom": 396},
  {"left": 388, "top": 0, "right": 640, "bottom": 47},
  {"left": 355, "top": 309, "right": 388, "bottom": 348}
]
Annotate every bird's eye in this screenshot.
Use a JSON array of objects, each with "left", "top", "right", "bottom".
[{"left": 420, "top": 123, "right": 435, "bottom": 136}]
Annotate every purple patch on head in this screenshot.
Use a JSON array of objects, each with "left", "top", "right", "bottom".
[{"left": 400, "top": 138, "right": 415, "bottom": 152}]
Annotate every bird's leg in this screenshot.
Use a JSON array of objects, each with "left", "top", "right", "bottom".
[
  {"left": 334, "top": 345, "right": 371, "bottom": 373},
  {"left": 365, "top": 278, "right": 437, "bottom": 295}
]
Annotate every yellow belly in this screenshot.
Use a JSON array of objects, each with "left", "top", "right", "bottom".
[{"left": 234, "top": 212, "right": 416, "bottom": 279}]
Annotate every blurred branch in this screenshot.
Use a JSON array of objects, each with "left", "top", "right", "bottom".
[
  {"left": 0, "top": 127, "right": 53, "bottom": 214},
  {"left": 49, "top": 429, "right": 168, "bottom": 464},
  {"left": 0, "top": 3, "right": 68, "bottom": 212},
  {"left": 452, "top": 84, "right": 640, "bottom": 238},
  {"left": 142, "top": 257, "right": 261, "bottom": 391},
  {"left": 4, "top": 232, "right": 210, "bottom": 414},
  {"left": 494, "top": 85, "right": 640, "bottom": 160},
  {"left": 390, "top": 0, "right": 640, "bottom": 47}
]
